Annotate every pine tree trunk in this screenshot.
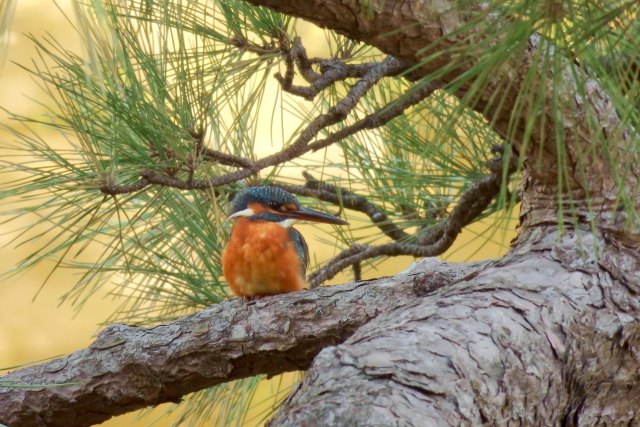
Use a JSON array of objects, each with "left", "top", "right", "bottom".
[
  {"left": 241, "top": 0, "right": 640, "bottom": 424},
  {"left": 270, "top": 231, "right": 640, "bottom": 425}
]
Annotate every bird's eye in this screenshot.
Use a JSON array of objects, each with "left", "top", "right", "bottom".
[{"left": 278, "top": 203, "right": 297, "bottom": 212}]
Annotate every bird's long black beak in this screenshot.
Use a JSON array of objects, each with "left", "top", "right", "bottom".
[{"left": 285, "top": 206, "right": 349, "bottom": 225}]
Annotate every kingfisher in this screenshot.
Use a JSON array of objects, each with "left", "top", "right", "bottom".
[{"left": 221, "top": 186, "right": 348, "bottom": 298}]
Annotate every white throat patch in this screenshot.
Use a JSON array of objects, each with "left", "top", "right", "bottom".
[{"left": 277, "top": 218, "right": 298, "bottom": 228}]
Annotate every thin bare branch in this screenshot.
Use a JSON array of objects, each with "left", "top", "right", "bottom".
[
  {"left": 279, "top": 173, "right": 410, "bottom": 242},
  {"left": 200, "top": 147, "right": 255, "bottom": 168},
  {"left": 99, "top": 177, "right": 151, "bottom": 195},
  {"left": 308, "top": 163, "right": 510, "bottom": 287},
  {"left": 229, "top": 36, "right": 280, "bottom": 56},
  {"left": 307, "top": 80, "right": 437, "bottom": 152},
  {"left": 275, "top": 37, "right": 405, "bottom": 101},
  {"left": 99, "top": 56, "right": 407, "bottom": 195}
]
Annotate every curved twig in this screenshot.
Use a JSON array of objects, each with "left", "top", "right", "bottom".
[
  {"left": 307, "top": 169, "right": 507, "bottom": 287},
  {"left": 274, "top": 36, "right": 404, "bottom": 100}
]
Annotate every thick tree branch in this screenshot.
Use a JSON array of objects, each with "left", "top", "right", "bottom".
[
  {"left": 6, "top": 2, "right": 640, "bottom": 427},
  {"left": 239, "top": 0, "right": 478, "bottom": 81},
  {"left": 0, "top": 259, "right": 484, "bottom": 427}
]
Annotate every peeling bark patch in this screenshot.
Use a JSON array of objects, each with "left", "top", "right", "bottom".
[{"left": 412, "top": 270, "right": 452, "bottom": 296}]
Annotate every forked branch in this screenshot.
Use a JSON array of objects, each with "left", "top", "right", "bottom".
[{"left": 99, "top": 44, "right": 423, "bottom": 195}]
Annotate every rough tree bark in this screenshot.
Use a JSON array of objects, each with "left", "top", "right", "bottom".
[
  {"left": 272, "top": 232, "right": 640, "bottom": 425},
  {"left": 0, "top": 260, "right": 479, "bottom": 426},
  {"left": 237, "top": 0, "right": 640, "bottom": 425},
  {"left": 1, "top": 0, "right": 639, "bottom": 426}
]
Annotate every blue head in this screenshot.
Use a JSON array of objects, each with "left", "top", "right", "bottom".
[{"left": 228, "top": 186, "right": 348, "bottom": 226}]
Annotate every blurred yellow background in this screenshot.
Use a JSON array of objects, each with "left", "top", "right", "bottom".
[{"left": 0, "top": 1, "right": 516, "bottom": 426}]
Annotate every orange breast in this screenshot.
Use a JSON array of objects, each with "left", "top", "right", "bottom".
[{"left": 221, "top": 218, "right": 307, "bottom": 297}]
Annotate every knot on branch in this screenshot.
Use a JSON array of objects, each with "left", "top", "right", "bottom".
[
  {"left": 91, "top": 324, "right": 134, "bottom": 350},
  {"left": 412, "top": 271, "right": 452, "bottom": 296}
]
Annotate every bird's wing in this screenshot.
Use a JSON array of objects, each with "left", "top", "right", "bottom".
[{"left": 288, "top": 227, "right": 309, "bottom": 276}]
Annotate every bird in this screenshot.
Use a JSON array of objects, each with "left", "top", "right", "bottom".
[{"left": 221, "top": 186, "right": 348, "bottom": 298}]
